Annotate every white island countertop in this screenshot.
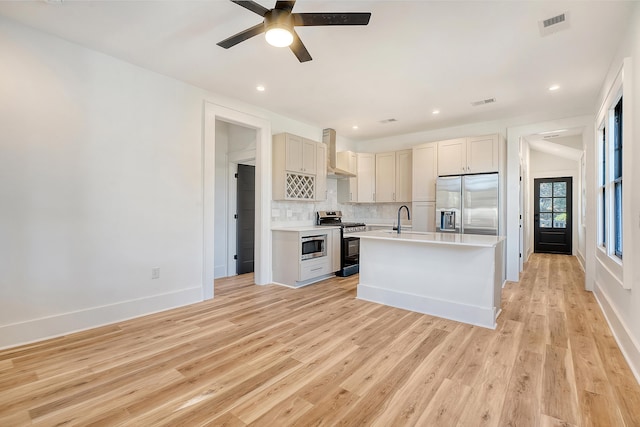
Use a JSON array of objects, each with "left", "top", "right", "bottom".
[{"left": 351, "top": 230, "right": 505, "bottom": 248}]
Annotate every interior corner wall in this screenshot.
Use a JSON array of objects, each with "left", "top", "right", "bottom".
[{"left": 590, "top": 3, "right": 640, "bottom": 383}]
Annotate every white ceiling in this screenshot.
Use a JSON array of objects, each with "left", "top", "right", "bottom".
[{"left": 0, "top": 1, "right": 634, "bottom": 141}]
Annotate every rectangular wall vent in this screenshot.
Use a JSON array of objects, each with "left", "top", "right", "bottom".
[
  {"left": 539, "top": 12, "right": 570, "bottom": 36},
  {"left": 543, "top": 13, "right": 565, "bottom": 28},
  {"left": 470, "top": 98, "right": 496, "bottom": 107}
]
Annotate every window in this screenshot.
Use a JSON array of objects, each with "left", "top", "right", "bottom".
[
  {"left": 597, "top": 95, "right": 623, "bottom": 259},
  {"left": 599, "top": 128, "right": 606, "bottom": 248},
  {"left": 596, "top": 57, "right": 631, "bottom": 288},
  {"left": 613, "top": 98, "right": 622, "bottom": 258}
]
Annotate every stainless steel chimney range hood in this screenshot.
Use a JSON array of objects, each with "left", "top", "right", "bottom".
[{"left": 323, "top": 128, "right": 356, "bottom": 178}]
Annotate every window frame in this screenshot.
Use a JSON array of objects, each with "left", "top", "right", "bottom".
[{"left": 594, "top": 58, "right": 632, "bottom": 289}]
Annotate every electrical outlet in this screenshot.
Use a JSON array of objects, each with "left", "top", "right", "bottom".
[
  {"left": 287, "top": 210, "right": 293, "bottom": 218},
  {"left": 151, "top": 267, "right": 160, "bottom": 279}
]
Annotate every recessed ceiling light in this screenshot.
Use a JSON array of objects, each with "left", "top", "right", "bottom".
[
  {"left": 432, "top": 110, "right": 440, "bottom": 115},
  {"left": 352, "top": 125, "right": 359, "bottom": 130},
  {"left": 256, "top": 85, "right": 265, "bottom": 92},
  {"left": 548, "top": 84, "right": 560, "bottom": 91}
]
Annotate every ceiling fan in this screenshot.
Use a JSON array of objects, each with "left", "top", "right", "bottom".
[{"left": 217, "top": 0, "right": 372, "bottom": 63}]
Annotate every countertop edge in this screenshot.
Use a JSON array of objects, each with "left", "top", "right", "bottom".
[{"left": 352, "top": 231, "right": 505, "bottom": 248}]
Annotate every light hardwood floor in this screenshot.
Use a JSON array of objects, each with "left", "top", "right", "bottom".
[{"left": 1, "top": 254, "right": 639, "bottom": 426}]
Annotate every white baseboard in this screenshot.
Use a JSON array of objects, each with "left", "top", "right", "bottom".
[
  {"left": 214, "top": 264, "right": 228, "bottom": 279},
  {"left": 0, "top": 286, "right": 203, "bottom": 350},
  {"left": 593, "top": 283, "right": 640, "bottom": 385},
  {"left": 576, "top": 250, "right": 586, "bottom": 271},
  {"left": 357, "top": 284, "right": 497, "bottom": 330}
]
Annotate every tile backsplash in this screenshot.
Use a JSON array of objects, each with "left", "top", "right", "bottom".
[{"left": 271, "top": 179, "right": 411, "bottom": 227}]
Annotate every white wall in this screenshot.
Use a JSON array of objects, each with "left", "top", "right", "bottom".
[
  {"left": 0, "top": 16, "right": 336, "bottom": 349},
  {"left": 589, "top": 4, "right": 640, "bottom": 382}
]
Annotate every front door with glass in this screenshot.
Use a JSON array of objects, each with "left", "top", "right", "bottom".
[{"left": 534, "top": 177, "right": 572, "bottom": 254}]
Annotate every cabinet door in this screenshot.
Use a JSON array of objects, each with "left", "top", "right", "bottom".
[
  {"left": 467, "top": 134, "right": 499, "bottom": 173},
  {"left": 375, "top": 151, "right": 396, "bottom": 202},
  {"left": 395, "top": 149, "right": 412, "bottom": 202},
  {"left": 315, "top": 143, "right": 327, "bottom": 200},
  {"left": 302, "top": 138, "right": 317, "bottom": 174},
  {"left": 357, "top": 153, "right": 375, "bottom": 202},
  {"left": 412, "top": 201, "right": 436, "bottom": 232},
  {"left": 337, "top": 154, "right": 358, "bottom": 203},
  {"left": 437, "top": 138, "right": 466, "bottom": 176},
  {"left": 412, "top": 143, "right": 437, "bottom": 201},
  {"left": 284, "top": 134, "right": 303, "bottom": 172}
]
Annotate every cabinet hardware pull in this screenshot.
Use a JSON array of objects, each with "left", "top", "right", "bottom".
[{"left": 311, "top": 267, "right": 322, "bottom": 271}]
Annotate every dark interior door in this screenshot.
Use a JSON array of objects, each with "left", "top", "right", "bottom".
[
  {"left": 534, "top": 177, "right": 572, "bottom": 254},
  {"left": 236, "top": 164, "right": 255, "bottom": 274}
]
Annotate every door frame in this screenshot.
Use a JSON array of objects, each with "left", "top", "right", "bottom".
[
  {"left": 204, "top": 102, "right": 271, "bottom": 300},
  {"left": 531, "top": 172, "right": 577, "bottom": 255}
]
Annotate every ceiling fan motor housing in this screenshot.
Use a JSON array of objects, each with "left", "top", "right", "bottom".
[{"left": 265, "top": 9, "right": 294, "bottom": 33}]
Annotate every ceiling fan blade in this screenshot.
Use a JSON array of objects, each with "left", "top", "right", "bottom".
[
  {"left": 293, "top": 12, "right": 371, "bottom": 26},
  {"left": 289, "top": 29, "right": 312, "bottom": 62},
  {"left": 274, "top": 1, "right": 295, "bottom": 13},
  {"left": 217, "top": 23, "right": 265, "bottom": 49},
  {"left": 231, "top": 0, "right": 270, "bottom": 17}
]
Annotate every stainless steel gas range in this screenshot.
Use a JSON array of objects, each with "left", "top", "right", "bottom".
[{"left": 316, "top": 211, "right": 366, "bottom": 277}]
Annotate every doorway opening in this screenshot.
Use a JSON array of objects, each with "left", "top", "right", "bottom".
[
  {"left": 203, "top": 102, "right": 272, "bottom": 300},
  {"left": 534, "top": 177, "right": 573, "bottom": 254}
]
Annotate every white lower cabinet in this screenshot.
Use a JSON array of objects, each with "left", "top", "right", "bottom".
[
  {"left": 412, "top": 201, "right": 436, "bottom": 232},
  {"left": 300, "top": 258, "right": 332, "bottom": 282},
  {"left": 272, "top": 228, "right": 338, "bottom": 288}
]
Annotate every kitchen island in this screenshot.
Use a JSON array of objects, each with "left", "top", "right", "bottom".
[{"left": 351, "top": 230, "right": 505, "bottom": 329}]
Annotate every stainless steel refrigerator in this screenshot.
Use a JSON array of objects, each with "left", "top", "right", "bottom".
[{"left": 435, "top": 173, "right": 499, "bottom": 235}]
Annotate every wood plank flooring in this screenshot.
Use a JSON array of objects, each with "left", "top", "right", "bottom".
[{"left": 1, "top": 254, "right": 639, "bottom": 426}]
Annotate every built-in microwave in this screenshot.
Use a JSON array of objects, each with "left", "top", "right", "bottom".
[{"left": 301, "top": 234, "right": 327, "bottom": 260}]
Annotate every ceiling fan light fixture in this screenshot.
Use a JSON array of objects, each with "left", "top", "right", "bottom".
[{"left": 265, "top": 27, "right": 293, "bottom": 47}]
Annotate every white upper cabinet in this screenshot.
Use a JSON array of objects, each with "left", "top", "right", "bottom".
[
  {"left": 282, "top": 133, "right": 316, "bottom": 174},
  {"left": 357, "top": 153, "right": 375, "bottom": 203},
  {"left": 437, "top": 135, "right": 499, "bottom": 175},
  {"left": 337, "top": 152, "right": 375, "bottom": 203},
  {"left": 395, "top": 149, "right": 412, "bottom": 202},
  {"left": 375, "top": 151, "right": 396, "bottom": 202},
  {"left": 375, "top": 149, "right": 412, "bottom": 203},
  {"left": 412, "top": 142, "right": 437, "bottom": 202},
  {"left": 437, "top": 138, "right": 467, "bottom": 176},
  {"left": 466, "top": 134, "right": 499, "bottom": 174},
  {"left": 273, "top": 132, "right": 321, "bottom": 201}
]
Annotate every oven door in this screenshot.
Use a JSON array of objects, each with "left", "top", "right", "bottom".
[{"left": 342, "top": 236, "right": 360, "bottom": 267}]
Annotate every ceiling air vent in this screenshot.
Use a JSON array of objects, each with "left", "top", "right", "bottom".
[
  {"left": 539, "top": 12, "right": 570, "bottom": 36},
  {"left": 471, "top": 98, "right": 496, "bottom": 107},
  {"left": 379, "top": 118, "right": 398, "bottom": 124}
]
